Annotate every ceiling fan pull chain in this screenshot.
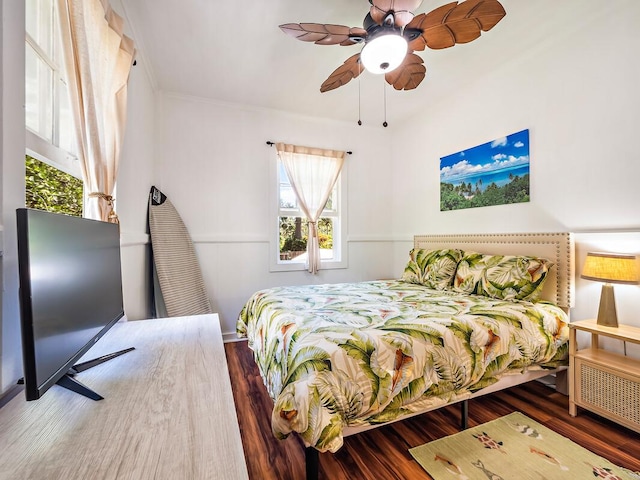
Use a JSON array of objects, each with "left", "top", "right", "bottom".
[
  {"left": 383, "top": 80, "right": 388, "bottom": 128},
  {"left": 358, "top": 63, "right": 362, "bottom": 126}
]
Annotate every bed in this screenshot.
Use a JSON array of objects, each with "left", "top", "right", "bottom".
[{"left": 237, "top": 233, "right": 574, "bottom": 479}]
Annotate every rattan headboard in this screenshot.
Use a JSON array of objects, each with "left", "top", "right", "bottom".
[{"left": 413, "top": 232, "right": 575, "bottom": 309}]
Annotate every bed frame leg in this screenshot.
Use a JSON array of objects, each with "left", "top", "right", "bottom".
[
  {"left": 305, "top": 447, "right": 319, "bottom": 480},
  {"left": 461, "top": 400, "right": 469, "bottom": 430}
]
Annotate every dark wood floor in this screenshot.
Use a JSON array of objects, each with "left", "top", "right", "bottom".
[{"left": 225, "top": 340, "right": 640, "bottom": 480}]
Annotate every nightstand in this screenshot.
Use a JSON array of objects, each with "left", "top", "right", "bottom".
[{"left": 569, "top": 319, "right": 640, "bottom": 433}]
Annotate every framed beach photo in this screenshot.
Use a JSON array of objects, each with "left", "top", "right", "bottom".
[{"left": 440, "top": 129, "right": 530, "bottom": 211}]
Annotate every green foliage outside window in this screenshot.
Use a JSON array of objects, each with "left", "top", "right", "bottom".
[
  {"left": 25, "top": 155, "right": 83, "bottom": 217},
  {"left": 279, "top": 217, "right": 333, "bottom": 260}
]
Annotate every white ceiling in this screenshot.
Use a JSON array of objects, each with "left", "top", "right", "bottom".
[{"left": 119, "top": 0, "right": 596, "bottom": 128}]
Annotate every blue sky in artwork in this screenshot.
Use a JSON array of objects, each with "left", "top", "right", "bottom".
[{"left": 440, "top": 129, "right": 530, "bottom": 187}]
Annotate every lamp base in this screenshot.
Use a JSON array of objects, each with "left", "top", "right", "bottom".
[{"left": 596, "top": 284, "right": 618, "bottom": 327}]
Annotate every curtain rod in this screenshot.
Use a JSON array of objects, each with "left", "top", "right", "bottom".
[{"left": 266, "top": 141, "right": 352, "bottom": 155}]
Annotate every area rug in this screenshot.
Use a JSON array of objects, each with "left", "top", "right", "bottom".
[{"left": 409, "top": 412, "right": 639, "bottom": 480}]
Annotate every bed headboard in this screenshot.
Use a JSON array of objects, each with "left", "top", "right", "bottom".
[{"left": 413, "top": 232, "right": 575, "bottom": 309}]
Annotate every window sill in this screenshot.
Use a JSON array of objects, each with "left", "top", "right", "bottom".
[{"left": 269, "top": 258, "right": 348, "bottom": 273}]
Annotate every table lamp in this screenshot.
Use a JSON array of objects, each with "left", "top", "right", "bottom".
[{"left": 580, "top": 252, "right": 639, "bottom": 327}]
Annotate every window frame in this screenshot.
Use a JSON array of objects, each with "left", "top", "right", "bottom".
[
  {"left": 25, "top": 0, "right": 84, "bottom": 211},
  {"left": 269, "top": 153, "right": 348, "bottom": 272}
]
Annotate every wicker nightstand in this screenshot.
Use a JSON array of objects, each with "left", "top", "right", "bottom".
[{"left": 568, "top": 319, "right": 640, "bottom": 433}]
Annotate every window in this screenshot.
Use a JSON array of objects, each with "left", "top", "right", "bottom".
[
  {"left": 272, "top": 158, "right": 348, "bottom": 272},
  {"left": 25, "top": 0, "right": 82, "bottom": 213}
]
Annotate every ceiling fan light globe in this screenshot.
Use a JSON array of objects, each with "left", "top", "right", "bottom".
[{"left": 361, "top": 34, "right": 407, "bottom": 74}]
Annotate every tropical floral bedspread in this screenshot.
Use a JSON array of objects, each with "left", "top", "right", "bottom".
[{"left": 237, "top": 280, "right": 569, "bottom": 453}]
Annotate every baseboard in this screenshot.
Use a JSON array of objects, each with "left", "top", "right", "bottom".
[
  {"left": 0, "top": 384, "right": 24, "bottom": 409},
  {"left": 223, "top": 332, "right": 247, "bottom": 344}
]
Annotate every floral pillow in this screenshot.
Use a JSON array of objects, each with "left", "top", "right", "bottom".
[
  {"left": 402, "top": 248, "right": 464, "bottom": 290},
  {"left": 453, "top": 252, "right": 553, "bottom": 302}
]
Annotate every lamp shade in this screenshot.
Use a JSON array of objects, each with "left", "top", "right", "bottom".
[
  {"left": 360, "top": 34, "right": 408, "bottom": 74},
  {"left": 581, "top": 252, "right": 639, "bottom": 284}
]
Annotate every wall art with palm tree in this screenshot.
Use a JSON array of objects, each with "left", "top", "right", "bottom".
[{"left": 440, "top": 129, "right": 530, "bottom": 211}]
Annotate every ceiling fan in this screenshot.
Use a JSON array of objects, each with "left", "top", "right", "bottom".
[{"left": 280, "top": 0, "right": 506, "bottom": 93}]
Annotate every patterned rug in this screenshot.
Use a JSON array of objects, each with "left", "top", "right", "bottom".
[{"left": 409, "top": 412, "right": 639, "bottom": 480}]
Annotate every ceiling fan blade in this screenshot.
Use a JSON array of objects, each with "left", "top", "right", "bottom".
[
  {"left": 384, "top": 53, "right": 426, "bottom": 90},
  {"left": 370, "top": 0, "right": 423, "bottom": 27},
  {"left": 279, "top": 23, "right": 367, "bottom": 46},
  {"left": 320, "top": 53, "right": 363, "bottom": 93},
  {"left": 407, "top": 0, "right": 505, "bottom": 51}
]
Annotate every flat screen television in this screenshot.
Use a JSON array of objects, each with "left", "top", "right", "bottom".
[{"left": 16, "top": 208, "right": 132, "bottom": 401}]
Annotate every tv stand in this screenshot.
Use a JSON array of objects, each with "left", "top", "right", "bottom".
[
  {"left": 0, "top": 315, "right": 248, "bottom": 479},
  {"left": 60, "top": 347, "right": 135, "bottom": 400},
  {"left": 56, "top": 374, "right": 103, "bottom": 401}
]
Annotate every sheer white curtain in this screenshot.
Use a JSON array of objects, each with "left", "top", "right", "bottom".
[
  {"left": 276, "top": 143, "right": 345, "bottom": 274},
  {"left": 56, "top": 0, "right": 135, "bottom": 223}
]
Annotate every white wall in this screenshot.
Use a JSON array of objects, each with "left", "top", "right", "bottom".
[
  {"left": 1, "top": 0, "right": 26, "bottom": 395},
  {"left": 155, "top": 93, "right": 396, "bottom": 337},
  {"left": 114, "top": 10, "right": 158, "bottom": 320},
  {"left": 389, "top": 1, "right": 640, "bottom": 327},
  {"left": 391, "top": 2, "right": 640, "bottom": 237}
]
